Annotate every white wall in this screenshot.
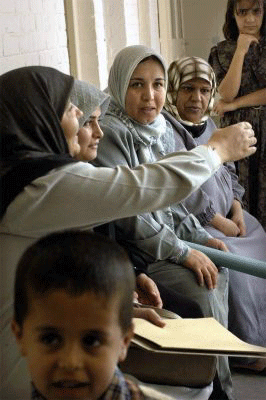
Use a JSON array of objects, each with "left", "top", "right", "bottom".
[
  {"left": 0, "top": 0, "right": 229, "bottom": 81},
  {"left": 181, "top": 0, "right": 227, "bottom": 60},
  {"left": 0, "top": 0, "right": 70, "bottom": 75}
]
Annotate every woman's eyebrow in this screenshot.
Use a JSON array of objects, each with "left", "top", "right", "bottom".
[
  {"left": 129, "top": 77, "right": 165, "bottom": 81},
  {"left": 129, "top": 77, "right": 145, "bottom": 81}
]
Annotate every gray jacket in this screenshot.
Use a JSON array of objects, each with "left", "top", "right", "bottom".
[{"left": 95, "top": 102, "right": 213, "bottom": 265}]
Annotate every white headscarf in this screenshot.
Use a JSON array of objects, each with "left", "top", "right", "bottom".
[{"left": 108, "top": 45, "right": 168, "bottom": 111}]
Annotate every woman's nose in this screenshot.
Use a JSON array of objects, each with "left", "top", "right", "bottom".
[
  {"left": 142, "top": 85, "right": 154, "bottom": 100},
  {"left": 93, "top": 121, "right": 104, "bottom": 139},
  {"left": 76, "top": 106, "right": 84, "bottom": 119},
  {"left": 191, "top": 89, "right": 201, "bottom": 101}
]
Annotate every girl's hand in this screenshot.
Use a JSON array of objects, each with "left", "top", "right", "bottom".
[
  {"left": 213, "top": 99, "right": 237, "bottom": 116},
  {"left": 237, "top": 33, "right": 259, "bottom": 55}
]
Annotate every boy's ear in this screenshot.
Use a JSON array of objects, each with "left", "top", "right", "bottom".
[
  {"left": 118, "top": 323, "right": 134, "bottom": 363},
  {"left": 11, "top": 319, "right": 27, "bottom": 356}
]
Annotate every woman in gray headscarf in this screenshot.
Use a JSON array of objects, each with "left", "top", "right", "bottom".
[
  {"left": 94, "top": 45, "right": 240, "bottom": 399},
  {"left": 164, "top": 56, "right": 266, "bottom": 373}
]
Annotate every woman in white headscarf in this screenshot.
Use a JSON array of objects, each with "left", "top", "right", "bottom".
[
  {"left": 94, "top": 45, "right": 254, "bottom": 399},
  {"left": 164, "top": 56, "right": 266, "bottom": 374}
]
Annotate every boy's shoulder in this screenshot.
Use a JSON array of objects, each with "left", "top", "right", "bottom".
[{"left": 105, "top": 368, "right": 145, "bottom": 399}]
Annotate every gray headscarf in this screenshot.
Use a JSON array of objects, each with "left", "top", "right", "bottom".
[
  {"left": 108, "top": 45, "right": 168, "bottom": 111},
  {"left": 71, "top": 80, "right": 110, "bottom": 127},
  {"left": 164, "top": 56, "right": 216, "bottom": 125}
]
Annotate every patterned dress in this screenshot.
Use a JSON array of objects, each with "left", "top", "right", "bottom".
[{"left": 209, "top": 38, "right": 266, "bottom": 230}]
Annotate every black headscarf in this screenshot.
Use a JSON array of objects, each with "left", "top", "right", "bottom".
[{"left": 0, "top": 66, "right": 77, "bottom": 217}]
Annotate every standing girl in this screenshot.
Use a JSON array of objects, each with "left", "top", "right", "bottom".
[{"left": 209, "top": 0, "right": 266, "bottom": 230}]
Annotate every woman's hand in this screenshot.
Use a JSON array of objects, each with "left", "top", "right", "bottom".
[
  {"left": 136, "top": 273, "right": 163, "bottom": 308},
  {"left": 133, "top": 306, "right": 166, "bottom": 327},
  {"left": 208, "top": 122, "right": 257, "bottom": 163},
  {"left": 182, "top": 249, "right": 218, "bottom": 290},
  {"left": 210, "top": 213, "right": 240, "bottom": 236},
  {"left": 230, "top": 200, "right": 246, "bottom": 236},
  {"left": 205, "top": 237, "right": 228, "bottom": 252}
]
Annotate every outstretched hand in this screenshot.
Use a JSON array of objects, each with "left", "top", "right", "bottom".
[{"left": 208, "top": 122, "right": 256, "bottom": 163}]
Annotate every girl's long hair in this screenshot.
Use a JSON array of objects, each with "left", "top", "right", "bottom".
[{"left": 223, "top": 0, "right": 266, "bottom": 40}]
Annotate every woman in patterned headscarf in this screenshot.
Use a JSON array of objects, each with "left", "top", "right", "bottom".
[{"left": 163, "top": 56, "right": 266, "bottom": 374}]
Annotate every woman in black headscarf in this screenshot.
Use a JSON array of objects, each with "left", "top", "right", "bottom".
[{"left": 0, "top": 66, "right": 256, "bottom": 399}]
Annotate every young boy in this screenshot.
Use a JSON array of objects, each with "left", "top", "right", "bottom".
[{"left": 11, "top": 230, "right": 146, "bottom": 400}]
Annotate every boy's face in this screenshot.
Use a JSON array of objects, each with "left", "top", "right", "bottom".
[{"left": 12, "top": 290, "right": 133, "bottom": 400}]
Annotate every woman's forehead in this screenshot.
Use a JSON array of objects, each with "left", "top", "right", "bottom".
[{"left": 131, "top": 58, "right": 165, "bottom": 77}]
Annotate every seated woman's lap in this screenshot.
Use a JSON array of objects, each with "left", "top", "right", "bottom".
[{"left": 147, "top": 260, "right": 229, "bottom": 328}]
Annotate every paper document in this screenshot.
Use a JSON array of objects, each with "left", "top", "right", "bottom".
[{"left": 133, "top": 317, "right": 266, "bottom": 357}]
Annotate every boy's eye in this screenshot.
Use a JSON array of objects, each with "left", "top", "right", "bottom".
[
  {"left": 82, "top": 334, "right": 102, "bottom": 350},
  {"left": 39, "top": 332, "right": 62, "bottom": 347},
  {"left": 201, "top": 88, "right": 211, "bottom": 94}
]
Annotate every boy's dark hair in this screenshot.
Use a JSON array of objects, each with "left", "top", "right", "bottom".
[
  {"left": 223, "top": 0, "right": 266, "bottom": 40},
  {"left": 14, "top": 230, "right": 135, "bottom": 332}
]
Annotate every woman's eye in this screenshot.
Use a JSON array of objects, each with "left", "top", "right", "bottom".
[
  {"left": 182, "top": 86, "right": 192, "bottom": 92},
  {"left": 39, "top": 333, "right": 61, "bottom": 347},
  {"left": 130, "top": 82, "right": 143, "bottom": 88},
  {"left": 154, "top": 81, "right": 164, "bottom": 89}
]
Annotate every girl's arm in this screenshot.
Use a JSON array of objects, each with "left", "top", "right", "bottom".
[
  {"left": 230, "top": 87, "right": 266, "bottom": 108},
  {"left": 218, "top": 34, "right": 259, "bottom": 102},
  {"left": 214, "top": 88, "right": 266, "bottom": 116}
]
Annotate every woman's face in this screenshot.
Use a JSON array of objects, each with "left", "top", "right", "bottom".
[
  {"left": 234, "top": 0, "right": 264, "bottom": 38},
  {"left": 175, "top": 78, "right": 212, "bottom": 123},
  {"left": 61, "top": 102, "right": 83, "bottom": 157},
  {"left": 76, "top": 107, "right": 104, "bottom": 162},
  {"left": 125, "top": 58, "right": 166, "bottom": 125}
]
